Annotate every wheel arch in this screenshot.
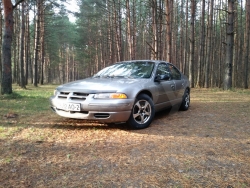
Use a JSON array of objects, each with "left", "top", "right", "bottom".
[
  {"left": 186, "top": 87, "right": 190, "bottom": 93},
  {"left": 135, "top": 90, "right": 153, "bottom": 100}
]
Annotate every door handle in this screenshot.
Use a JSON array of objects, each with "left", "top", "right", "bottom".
[{"left": 171, "top": 85, "right": 175, "bottom": 89}]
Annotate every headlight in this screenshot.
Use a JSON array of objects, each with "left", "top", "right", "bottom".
[
  {"left": 54, "top": 90, "right": 59, "bottom": 96},
  {"left": 94, "top": 93, "right": 127, "bottom": 99}
]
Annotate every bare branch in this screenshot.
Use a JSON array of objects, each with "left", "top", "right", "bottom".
[
  {"left": 146, "top": 41, "right": 156, "bottom": 53},
  {"left": 13, "top": 0, "right": 26, "bottom": 9}
]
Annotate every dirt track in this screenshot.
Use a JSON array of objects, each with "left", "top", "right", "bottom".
[{"left": 0, "top": 89, "right": 250, "bottom": 187}]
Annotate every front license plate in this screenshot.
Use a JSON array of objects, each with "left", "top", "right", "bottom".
[{"left": 58, "top": 103, "right": 81, "bottom": 111}]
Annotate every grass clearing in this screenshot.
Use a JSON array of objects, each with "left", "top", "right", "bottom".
[{"left": 0, "top": 85, "right": 250, "bottom": 187}]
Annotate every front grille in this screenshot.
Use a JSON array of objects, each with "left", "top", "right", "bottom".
[
  {"left": 70, "top": 92, "right": 89, "bottom": 101},
  {"left": 57, "top": 92, "right": 89, "bottom": 101},
  {"left": 58, "top": 92, "right": 70, "bottom": 99}
]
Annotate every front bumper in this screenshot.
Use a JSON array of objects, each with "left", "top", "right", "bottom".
[{"left": 50, "top": 94, "right": 134, "bottom": 123}]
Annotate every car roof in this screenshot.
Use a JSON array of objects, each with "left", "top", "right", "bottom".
[{"left": 119, "top": 60, "right": 170, "bottom": 64}]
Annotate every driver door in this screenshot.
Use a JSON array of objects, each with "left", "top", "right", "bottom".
[{"left": 154, "top": 63, "right": 176, "bottom": 105}]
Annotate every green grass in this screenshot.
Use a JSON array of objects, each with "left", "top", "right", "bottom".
[
  {"left": 0, "top": 84, "right": 57, "bottom": 138},
  {"left": 0, "top": 84, "right": 56, "bottom": 115}
]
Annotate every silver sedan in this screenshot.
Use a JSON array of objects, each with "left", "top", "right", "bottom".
[{"left": 50, "top": 60, "right": 190, "bottom": 129}]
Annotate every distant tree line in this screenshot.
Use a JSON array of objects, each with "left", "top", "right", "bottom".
[{"left": 0, "top": 0, "right": 250, "bottom": 94}]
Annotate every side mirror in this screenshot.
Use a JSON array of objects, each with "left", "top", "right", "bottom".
[
  {"left": 154, "top": 74, "right": 171, "bottom": 82},
  {"left": 154, "top": 75, "right": 162, "bottom": 82},
  {"left": 162, "top": 74, "right": 170, "bottom": 80}
]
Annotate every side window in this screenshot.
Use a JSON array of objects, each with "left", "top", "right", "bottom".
[
  {"left": 169, "top": 64, "right": 181, "bottom": 80},
  {"left": 156, "top": 63, "right": 170, "bottom": 76}
]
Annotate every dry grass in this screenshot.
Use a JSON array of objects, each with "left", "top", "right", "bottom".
[{"left": 0, "top": 87, "right": 250, "bottom": 187}]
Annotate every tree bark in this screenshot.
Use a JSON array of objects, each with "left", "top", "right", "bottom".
[
  {"left": 243, "top": 0, "right": 250, "bottom": 89},
  {"left": 0, "top": 2, "right": 3, "bottom": 85},
  {"left": 205, "top": 0, "right": 214, "bottom": 88},
  {"left": 33, "top": 0, "right": 41, "bottom": 87},
  {"left": 1, "top": 0, "right": 25, "bottom": 94},
  {"left": 0, "top": 3, "right": 2, "bottom": 85},
  {"left": 19, "top": 1, "right": 26, "bottom": 88},
  {"left": 1, "top": 0, "right": 14, "bottom": 94},
  {"left": 151, "top": 0, "right": 158, "bottom": 59},
  {"left": 196, "top": 0, "right": 205, "bottom": 87},
  {"left": 165, "top": 0, "right": 172, "bottom": 62},
  {"left": 179, "top": 0, "right": 184, "bottom": 72},
  {"left": 224, "top": 0, "right": 235, "bottom": 90},
  {"left": 25, "top": 2, "right": 30, "bottom": 85},
  {"left": 40, "top": 2, "right": 45, "bottom": 85},
  {"left": 126, "top": 0, "right": 132, "bottom": 60},
  {"left": 184, "top": 0, "right": 189, "bottom": 75},
  {"left": 132, "top": 0, "right": 136, "bottom": 60},
  {"left": 189, "top": 0, "right": 196, "bottom": 88}
]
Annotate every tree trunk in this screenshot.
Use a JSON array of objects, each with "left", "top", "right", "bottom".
[
  {"left": 196, "top": 0, "right": 205, "bottom": 87},
  {"left": 179, "top": 0, "right": 185, "bottom": 72},
  {"left": 40, "top": 3, "right": 45, "bottom": 85},
  {"left": 118, "top": 0, "right": 123, "bottom": 61},
  {"left": 0, "top": 3, "right": 2, "bottom": 85},
  {"left": 113, "top": 1, "right": 120, "bottom": 62},
  {"left": 132, "top": 0, "right": 136, "bottom": 60},
  {"left": 243, "top": 0, "right": 250, "bottom": 89},
  {"left": 184, "top": 0, "right": 189, "bottom": 75},
  {"left": 204, "top": 0, "right": 214, "bottom": 88},
  {"left": 159, "top": 0, "right": 164, "bottom": 60},
  {"left": 33, "top": 0, "right": 41, "bottom": 87},
  {"left": 189, "top": 0, "right": 196, "bottom": 88},
  {"left": 224, "top": 0, "right": 235, "bottom": 90},
  {"left": 151, "top": 0, "right": 158, "bottom": 59},
  {"left": 233, "top": 1, "right": 238, "bottom": 87},
  {"left": 237, "top": 0, "right": 244, "bottom": 87},
  {"left": 1, "top": 0, "right": 14, "bottom": 94},
  {"left": 19, "top": 2, "right": 26, "bottom": 89},
  {"left": 218, "top": 0, "right": 224, "bottom": 88},
  {"left": 165, "top": 0, "right": 172, "bottom": 62},
  {"left": 126, "top": 0, "right": 132, "bottom": 60},
  {"left": 15, "top": 10, "right": 20, "bottom": 85},
  {"left": 25, "top": 3, "right": 30, "bottom": 85}
]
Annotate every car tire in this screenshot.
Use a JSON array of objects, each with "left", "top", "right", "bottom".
[
  {"left": 179, "top": 89, "right": 190, "bottom": 111},
  {"left": 127, "top": 94, "right": 155, "bottom": 129}
]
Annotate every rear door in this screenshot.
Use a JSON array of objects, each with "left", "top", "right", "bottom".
[{"left": 168, "top": 63, "right": 185, "bottom": 103}]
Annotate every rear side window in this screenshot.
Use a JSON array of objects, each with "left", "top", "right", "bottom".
[{"left": 168, "top": 64, "right": 181, "bottom": 80}]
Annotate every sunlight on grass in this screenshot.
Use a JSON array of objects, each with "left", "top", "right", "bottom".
[
  {"left": 0, "top": 84, "right": 58, "bottom": 139},
  {"left": 191, "top": 88, "right": 250, "bottom": 102},
  {"left": 0, "top": 84, "right": 56, "bottom": 113}
]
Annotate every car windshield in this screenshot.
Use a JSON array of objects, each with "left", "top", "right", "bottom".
[{"left": 93, "top": 61, "right": 155, "bottom": 79}]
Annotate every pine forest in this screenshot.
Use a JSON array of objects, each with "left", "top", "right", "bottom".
[{"left": 0, "top": 0, "right": 250, "bottom": 94}]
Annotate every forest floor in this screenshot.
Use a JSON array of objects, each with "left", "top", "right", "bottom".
[{"left": 0, "top": 86, "right": 250, "bottom": 188}]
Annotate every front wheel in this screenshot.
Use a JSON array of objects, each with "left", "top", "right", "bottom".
[
  {"left": 179, "top": 89, "right": 190, "bottom": 111},
  {"left": 127, "top": 94, "right": 155, "bottom": 129}
]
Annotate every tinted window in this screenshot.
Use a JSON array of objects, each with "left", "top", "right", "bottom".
[
  {"left": 168, "top": 64, "right": 181, "bottom": 80},
  {"left": 156, "top": 63, "right": 170, "bottom": 76}
]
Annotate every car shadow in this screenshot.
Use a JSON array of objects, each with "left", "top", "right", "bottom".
[{"left": 47, "top": 106, "right": 179, "bottom": 132}]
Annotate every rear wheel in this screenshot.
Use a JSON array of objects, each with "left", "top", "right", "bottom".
[
  {"left": 180, "top": 89, "right": 190, "bottom": 111},
  {"left": 127, "top": 94, "right": 155, "bottom": 129}
]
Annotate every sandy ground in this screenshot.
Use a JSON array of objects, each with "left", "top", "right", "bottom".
[{"left": 0, "top": 89, "right": 250, "bottom": 187}]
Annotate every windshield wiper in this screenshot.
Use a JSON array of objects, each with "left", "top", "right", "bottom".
[
  {"left": 111, "top": 75, "right": 135, "bottom": 79},
  {"left": 95, "top": 75, "right": 134, "bottom": 79}
]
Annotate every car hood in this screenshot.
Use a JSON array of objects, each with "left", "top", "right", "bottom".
[{"left": 56, "top": 77, "right": 150, "bottom": 93}]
